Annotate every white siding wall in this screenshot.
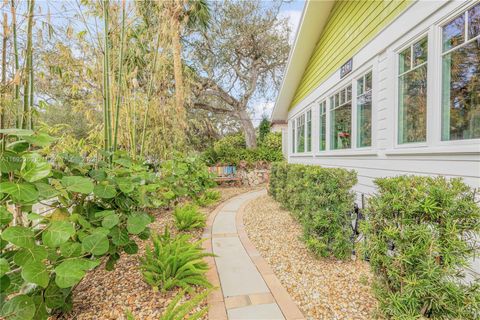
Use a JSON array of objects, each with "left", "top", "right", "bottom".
[{"left": 287, "top": 0, "right": 480, "bottom": 201}]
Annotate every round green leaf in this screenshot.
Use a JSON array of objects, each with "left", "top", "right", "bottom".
[
  {"left": 20, "top": 153, "right": 51, "bottom": 182},
  {"left": 124, "top": 241, "right": 138, "bottom": 255},
  {"left": 54, "top": 261, "right": 85, "bottom": 289},
  {"left": 23, "top": 132, "right": 56, "bottom": 147},
  {"left": 13, "top": 246, "right": 48, "bottom": 266},
  {"left": 0, "top": 274, "right": 11, "bottom": 292},
  {"left": 102, "top": 214, "right": 119, "bottom": 229},
  {"left": 44, "top": 282, "right": 69, "bottom": 309},
  {"left": 0, "top": 294, "right": 35, "bottom": 320},
  {"left": 126, "top": 213, "right": 151, "bottom": 235},
  {"left": 114, "top": 177, "right": 134, "bottom": 194},
  {"left": 0, "top": 182, "right": 39, "bottom": 203},
  {"left": 0, "top": 129, "right": 34, "bottom": 136},
  {"left": 61, "top": 176, "right": 94, "bottom": 194},
  {"left": 110, "top": 227, "right": 130, "bottom": 246},
  {"left": 59, "top": 242, "right": 83, "bottom": 258},
  {"left": 93, "top": 184, "right": 117, "bottom": 199},
  {"left": 42, "top": 221, "right": 75, "bottom": 248},
  {"left": 1, "top": 226, "right": 35, "bottom": 249},
  {"left": 0, "top": 151, "right": 22, "bottom": 173},
  {"left": 81, "top": 233, "right": 109, "bottom": 255},
  {"left": 89, "top": 169, "right": 107, "bottom": 181},
  {"left": 34, "top": 182, "right": 59, "bottom": 199},
  {"left": 21, "top": 261, "right": 49, "bottom": 288},
  {"left": 0, "top": 258, "right": 10, "bottom": 277}
]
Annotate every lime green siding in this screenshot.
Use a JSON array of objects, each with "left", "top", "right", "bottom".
[{"left": 290, "top": 0, "right": 412, "bottom": 109}]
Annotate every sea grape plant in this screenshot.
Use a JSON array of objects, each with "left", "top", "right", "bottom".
[{"left": 0, "top": 129, "right": 163, "bottom": 319}]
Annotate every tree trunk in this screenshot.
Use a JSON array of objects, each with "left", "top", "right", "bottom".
[
  {"left": 238, "top": 108, "right": 256, "bottom": 149},
  {"left": 1, "top": 0, "right": 7, "bottom": 149},
  {"left": 170, "top": 5, "right": 186, "bottom": 132},
  {"left": 22, "top": 0, "right": 34, "bottom": 129}
]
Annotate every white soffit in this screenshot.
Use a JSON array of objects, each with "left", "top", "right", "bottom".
[{"left": 271, "top": 0, "right": 335, "bottom": 122}]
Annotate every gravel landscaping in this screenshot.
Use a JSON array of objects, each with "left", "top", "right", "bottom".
[
  {"left": 56, "top": 186, "right": 254, "bottom": 320},
  {"left": 243, "top": 194, "right": 378, "bottom": 320}
]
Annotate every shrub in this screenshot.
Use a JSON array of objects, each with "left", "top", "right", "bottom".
[
  {"left": 269, "top": 162, "right": 357, "bottom": 259},
  {"left": 361, "top": 176, "right": 480, "bottom": 319},
  {"left": 203, "top": 132, "right": 283, "bottom": 166},
  {"left": 140, "top": 229, "right": 212, "bottom": 292},
  {"left": 195, "top": 189, "right": 221, "bottom": 207},
  {"left": 174, "top": 204, "right": 206, "bottom": 231}
]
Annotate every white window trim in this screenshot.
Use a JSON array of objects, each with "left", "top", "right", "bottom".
[
  {"left": 393, "top": 31, "right": 431, "bottom": 149},
  {"left": 435, "top": 1, "right": 480, "bottom": 147}
]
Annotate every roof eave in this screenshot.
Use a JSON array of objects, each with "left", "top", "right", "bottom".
[{"left": 271, "top": 0, "right": 335, "bottom": 122}]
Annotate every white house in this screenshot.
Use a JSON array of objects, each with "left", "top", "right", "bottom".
[{"left": 272, "top": 0, "right": 480, "bottom": 202}]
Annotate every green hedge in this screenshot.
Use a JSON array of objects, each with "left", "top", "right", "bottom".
[
  {"left": 269, "top": 162, "right": 357, "bottom": 259},
  {"left": 361, "top": 176, "right": 480, "bottom": 319}
]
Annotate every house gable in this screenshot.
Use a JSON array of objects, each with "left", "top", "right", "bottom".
[{"left": 289, "top": 0, "right": 412, "bottom": 110}]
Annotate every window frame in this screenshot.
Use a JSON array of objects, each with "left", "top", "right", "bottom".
[
  {"left": 394, "top": 33, "right": 430, "bottom": 147},
  {"left": 438, "top": 2, "right": 480, "bottom": 143},
  {"left": 318, "top": 100, "right": 327, "bottom": 152},
  {"left": 355, "top": 70, "right": 374, "bottom": 148},
  {"left": 329, "top": 84, "right": 353, "bottom": 150}
]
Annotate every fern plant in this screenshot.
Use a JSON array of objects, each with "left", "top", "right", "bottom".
[
  {"left": 195, "top": 189, "right": 221, "bottom": 207},
  {"left": 174, "top": 204, "right": 206, "bottom": 231},
  {"left": 159, "top": 289, "right": 210, "bottom": 320},
  {"left": 140, "top": 228, "right": 212, "bottom": 292}
]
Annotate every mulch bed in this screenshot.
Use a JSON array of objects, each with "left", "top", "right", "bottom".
[
  {"left": 243, "top": 194, "right": 378, "bottom": 320},
  {"left": 57, "top": 186, "right": 254, "bottom": 320}
]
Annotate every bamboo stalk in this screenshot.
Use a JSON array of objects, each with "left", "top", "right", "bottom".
[
  {"left": 103, "top": 0, "right": 112, "bottom": 152},
  {"left": 22, "top": 0, "right": 34, "bottom": 129},
  {"left": 140, "top": 30, "right": 161, "bottom": 157},
  {"left": 113, "top": 0, "right": 126, "bottom": 152},
  {"left": 1, "top": 0, "right": 8, "bottom": 149},
  {"left": 10, "top": 0, "right": 19, "bottom": 128}
]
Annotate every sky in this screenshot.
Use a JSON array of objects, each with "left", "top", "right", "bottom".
[{"left": 251, "top": 0, "right": 305, "bottom": 125}]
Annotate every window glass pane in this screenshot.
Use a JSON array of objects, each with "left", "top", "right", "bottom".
[
  {"left": 297, "top": 116, "right": 305, "bottom": 152},
  {"left": 413, "top": 37, "right": 428, "bottom": 66},
  {"left": 398, "top": 64, "right": 427, "bottom": 143},
  {"left": 357, "top": 77, "right": 364, "bottom": 95},
  {"left": 319, "top": 113, "right": 326, "bottom": 151},
  {"left": 365, "top": 72, "right": 372, "bottom": 92},
  {"left": 306, "top": 111, "right": 312, "bottom": 152},
  {"left": 330, "top": 102, "right": 351, "bottom": 149},
  {"left": 346, "top": 85, "right": 352, "bottom": 102},
  {"left": 469, "top": 4, "right": 480, "bottom": 39},
  {"left": 340, "top": 90, "right": 345, "bottom": 105},
  {"left": 443, "top": 14, "right": 465, "bottom": 51},
  {"left": 335, "top": 93, "right": 339, "bottom": 107},
  {"left": 292, "top": 120, "right": 295, "bottom": 153},
  {"left": 399, "top": 47, "right": 411, "bottom": 73},
  {"left": 442, "top": 41, "right": 480, "bottom": 140},
  {"left": 357, "top": 91, "right": 372, "bottom": 147}
]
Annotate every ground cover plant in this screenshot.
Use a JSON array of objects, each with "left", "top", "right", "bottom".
[
  {"left": 361, "top": 176, "right": 480, "bottom": 319},
  {"left": 195, "top": 189, "right": 221, "bottom": 207},
  {"left": 174, "top": 204, "right": 206, "bottom": 231},
  {"left": 269, "top": 162, "right": 357, "bottom": 259},
  {"left": 140, "top": 228, "right": 212, "bottom": 292}
]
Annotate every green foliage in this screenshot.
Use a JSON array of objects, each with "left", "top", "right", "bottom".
[
  {"left": 269, "top": 162, "right": 357, "bottom": 259},
  {"left": 140, "top": 229, "right": 212, "bottom": 292},
  {"left": 174, "top": 204, "right": 206, "bottom": 231},
  {"left": 361, "top": 176, "right": 480, "bottom": 319},
  {"left": 0, "top": 130, "right": 214, "bottom": 318},
  {"left": 159, "top": 154, "right": 216, "bottom": 203},
  {"left": 159, "top": 289, "right": 210, "bottom": 320},
  {"left": 195, "top": 189, "right": 220, "bottom": 207},
  {"left": 203, "top": 132, "right": 283, "bottom": 166},
  {"left": 258, "top": 117, "right": 271, "bottom": 143}
]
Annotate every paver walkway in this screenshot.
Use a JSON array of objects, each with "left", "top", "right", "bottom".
[{"left": 204, "top": 189, "right": 304, "bottom": 320}]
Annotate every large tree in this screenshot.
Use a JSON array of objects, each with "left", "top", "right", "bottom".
[{"left": 190, "top": 0, "right": 290, "bottom": 148}]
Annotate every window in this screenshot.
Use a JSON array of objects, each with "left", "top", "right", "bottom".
[
  {"left": 357, "top": 71, "right": 372, "bottom": 147},
  {"left": 296, "top": 114, "right": 305, "bottom": 153},
  {"left": 291, "top": 119, "right": 295, "bottom": 153},
  {"left": 319, "top": 100, "right": 327, "bottom": 151},
  {"left": 330, "top": 85, "right": 352, "bottom": 150},
  {"left": 306, "top": 110, "right": 312, "bottom": 152},
  {"left": 398, "top": 36, "right": 428, "bottom": 144},
  {"left": 441, "top": 3, "right": 480, "bottom": 141}
]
